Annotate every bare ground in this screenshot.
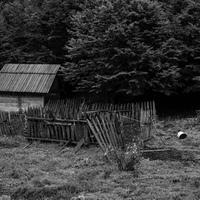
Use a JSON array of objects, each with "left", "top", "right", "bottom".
[{"left": 0, "top": 117, "right": 200, "bottom": 200}]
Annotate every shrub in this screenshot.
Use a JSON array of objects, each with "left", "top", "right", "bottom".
[{"left": 105, "top": 140, "right": 141, "bottom": 172}]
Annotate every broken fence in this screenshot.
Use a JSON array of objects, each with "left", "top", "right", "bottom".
[{"left": 23, "top": 100, "right": 156, "bottom": 150}]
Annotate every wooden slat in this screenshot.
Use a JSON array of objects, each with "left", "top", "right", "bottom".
[{"left": 87, "top": 119, "right": 105, "bottom": 151}]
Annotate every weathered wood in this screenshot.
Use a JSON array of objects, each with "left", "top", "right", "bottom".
[
  {"left": 28, "top": 117, "right": 87, "bottom": 123},
  {"left": 92, "top": 117, "right": 107, "bottom": 148},
  {"left": 87, "top": 119, "right": 105, "bottom": 151},
  {"left": 0, "top": 94, "right": 44, "bottom": 112},
  {"left": 74, "top": 138, "right": 85, "bottom": 153},
  {"left": 24, "top": 100, "right": 156, "bottom": 150},
  {"left": 24, "top": 136, "right": 74, "bottom": 143},
  {"left": 57, "top": 140, "right": 71, "bottom": 154},
  {"left": 44, "top": 120, "right": 73, "bottom": 126}
]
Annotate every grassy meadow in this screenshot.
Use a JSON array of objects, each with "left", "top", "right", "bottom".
[{"left": 0, "top": 117, "right": 200, "bottom": 200}]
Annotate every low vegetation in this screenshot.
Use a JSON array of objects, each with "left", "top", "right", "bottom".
[{"left": 0, "top": 116, "right": 200, "bottom": 200}]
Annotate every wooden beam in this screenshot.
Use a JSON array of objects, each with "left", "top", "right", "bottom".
[
  {"left": 24, "top": 136, "right": 75, "bottom": 143},
  {"left": 27, "top": 117, "right": 87, "bottom": 123}
]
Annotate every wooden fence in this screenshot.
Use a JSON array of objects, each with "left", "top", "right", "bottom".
[
  {"left": 0, "top": 111, "right": 11, "bottom": 136},
  {"left": 47, "top": 99, "right": 156, "bottom": 121},
  {"left": 87, "top": 113, "right": 125, "bottom": 152},
  {"left": 24, "top": 100, "right": 156, "bottom": 148},
  {"left": 0, "top": 111, "right": 23, "bottom": 136},
  {"left": 0, "top": 99, "right": 156, "bottom": 151},
  {"left": 25, "top": 107, "right": 91, "bottom": 144}
]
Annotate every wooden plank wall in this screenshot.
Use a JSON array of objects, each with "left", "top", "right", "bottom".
[{"left": 0, "top": 94, "right": 44, "bottom": 112}]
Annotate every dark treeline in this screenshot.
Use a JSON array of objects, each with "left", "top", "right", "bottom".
[{"left": 1, "top": 0, "right": 200, "bottom": 110}]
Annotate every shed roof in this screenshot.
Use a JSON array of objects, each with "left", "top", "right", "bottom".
[{"left": 0, "top": 64, "right": 60, "bottom": 93}]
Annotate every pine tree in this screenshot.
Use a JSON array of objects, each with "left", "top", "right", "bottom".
[
  {"left": 63, "top": 0, "right": 181, "bottom": 97},
  {"left": 0, "top": 0, "right": 80, "bottom": 67}
]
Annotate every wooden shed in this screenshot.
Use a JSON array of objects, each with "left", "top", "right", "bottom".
[{"left": 0, "top": 64, "right": 64, "bottom": 111}]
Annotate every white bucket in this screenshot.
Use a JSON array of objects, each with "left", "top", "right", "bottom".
[{"left": 177, "top": 131, "right": 187, "bottom": 139}]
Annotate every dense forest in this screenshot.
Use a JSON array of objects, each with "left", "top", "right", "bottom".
[{"left": 1, "top": 0, "right": 200, "bottom": 109}]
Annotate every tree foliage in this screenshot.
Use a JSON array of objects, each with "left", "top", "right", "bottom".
[
  {"left": 1, "top": 0, "right": 200, "bottom": 98},
  {"left": 63, "top": 0, "right": 181, "bottom": 97},
  {"left": 0, "top": 0, "right": 79, "bottom": 67}
]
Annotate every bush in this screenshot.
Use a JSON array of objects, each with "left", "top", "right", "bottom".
[{"left": 105, "top": 140, "right": 141, "bottom": 172}]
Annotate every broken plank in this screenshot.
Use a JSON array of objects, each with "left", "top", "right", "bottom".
[{"left": 74, "top": 138, "right": 85, "bottom": 153}]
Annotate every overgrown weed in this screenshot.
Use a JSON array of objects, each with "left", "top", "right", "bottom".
[{"left": 105, "top": 140, "right": 141, "bottom": 172}]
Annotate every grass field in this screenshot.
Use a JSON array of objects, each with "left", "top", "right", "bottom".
[{"left": 0, "top": 117, "right": 200, "bottom": 200}]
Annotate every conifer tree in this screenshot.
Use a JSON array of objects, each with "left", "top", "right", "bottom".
[
  {"left": 63, "top": 0, "right": 181, "bottom": 97},
  {"left": 0, "top": 0, "right": 79, "bottom": 67}
]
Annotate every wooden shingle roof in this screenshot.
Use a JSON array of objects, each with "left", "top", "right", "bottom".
[{"left": 0, "top": 64, "right": 60, "bottom": 93}]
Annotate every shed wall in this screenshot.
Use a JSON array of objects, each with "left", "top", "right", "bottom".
[{"left": 0, "top": 94, "right": 44, "bottom": 112}]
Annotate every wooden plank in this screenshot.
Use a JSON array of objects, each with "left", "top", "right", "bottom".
[
  {"left": 104, "top": 114, "right": 118, "bottom": 147},
  {"left": 83, "top": 124, "right": 90, "bottom": 144},
  {"left": 44, "top": 121, "right": 73, "bottom": 126},
  {"left": 114, "top": 114, "right": 124, "bottom": 148},
  {"left": 91, "top": 117, "right": 107, "bottom": 149},
  {"left": 74, "top": 138, "right": 85, "bottom": 153},
  {"left": 66, "top": 125, "right": 70, "bottom": 140},
  {"left": 24, "top": 136, "right": 73, "bottom": 143},
  {"left": 57, "top": 125, "right": 62, "bottom": 140},
  {"left": 95, "top": 116, "right": 109, "bottom": 146},
  {"left": 49, "top": 125, "right": 54, "bottom": 139},
  {"left": 75, "top": 122, "right": 83, "bottom": 142},
  {"left": 101, "top": 115, "right": 115, "bottom": 146},
  {"left": 87, "top": 119, "right": 105, "bottom": 151},
  {"left": 46, "top": 125, "right": 51, "bottom": 139},
  {"left": 71, "top": 122, "right": 75, "bottom": 141},
  {"left": 34, "top": 120, "right": 38, "bottom": 138},
  {"left": 54, "top": 125, "right": 59, "bottom": 139},
  {"left": 108, "top": 114, "right": 120, "bottom": 147},
  {"left": 28, "top": 117, "right": 87, "bottom": 123},
  {"left": 61, "top": 126, "right": 66, "bottom": 140},
  {"left": 57, "top": 140, "right": 71, "bottom": 153}
]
